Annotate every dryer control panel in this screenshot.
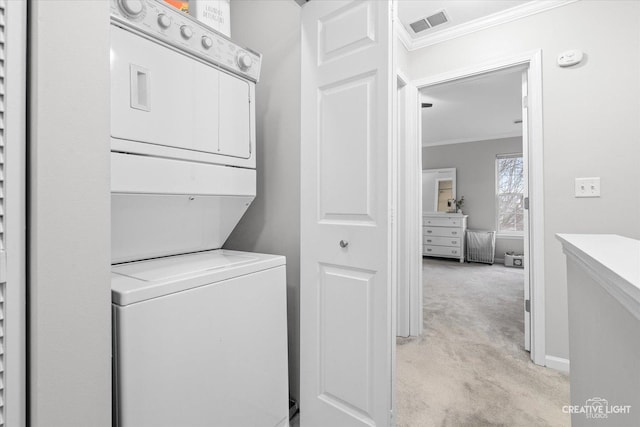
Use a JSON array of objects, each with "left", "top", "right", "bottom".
[{"left": 111, "top": 0, "right": 262, "bottom": 82}]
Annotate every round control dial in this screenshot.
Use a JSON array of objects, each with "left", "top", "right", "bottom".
[
  {"left": 157, "top": 13, "right": 171, "bottom": 29},
  {"left": 236, "top": 51, "right": 253, "bottom": 71},
  {"left": 180, "top": 25, "right": 193, "bottom": 40},
  {"left": 118, "top": 0, "right": 145, "bottom": 18},
  {"left": 201, "top": 36, "right": 213, "bottom": 49}
]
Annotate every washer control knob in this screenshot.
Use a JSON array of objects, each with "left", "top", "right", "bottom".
[
  {"left": 157, "top": 13, "right": 171, "bottom": 29},
  {"left": 118, "top": 0, "right": 145, "bottom": 18},
  {"left": 180, "top": 25, "right": 193, "bottom": 39},
  {"left": 236, "top": 51, "right": 253, "bottom": 71},
  {"left": 201, "top": 36, "right": 213, "bottom": 49}
]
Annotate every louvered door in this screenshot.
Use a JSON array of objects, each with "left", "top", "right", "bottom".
[{"left": 1, "top": 1, "right": 27, "bottom": 425}]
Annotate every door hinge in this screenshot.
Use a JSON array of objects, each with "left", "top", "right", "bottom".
[
  {"left": 525, "top": 299, "right": 530, "bottom": 313},
  {"left": 524, "top": 197, "right": 529, "bottom": 210},
  {"left": 522, "top": 95, "right": 529, "bottom": 109}
]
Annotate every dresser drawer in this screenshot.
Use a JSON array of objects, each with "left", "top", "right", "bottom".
[
  {"left": 423, "top": 226, "right": 463, "bottom": 238},
  {"left": 423, "top": 236, "right": 461, "bottom": 247},
  {"left": 423, "top": 216, "right": 463, "bottom": 227},
  {"left": 423, "top": 245, "right": 462, "bottom": 257}
]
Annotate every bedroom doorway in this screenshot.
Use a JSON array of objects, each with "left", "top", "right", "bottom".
[
  {"left": 420, "top": 66, "right": 529, "bottom": 348},
  {"left": 397, "top": 51, "right": 546, "bottom": 366}
]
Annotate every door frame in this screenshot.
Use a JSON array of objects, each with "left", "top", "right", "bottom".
[
  {"left": 396, "top": 70, "right": 422, "bottom": 338},
  {"left": 407, "top": 50, "right": 546, "bottom": 365}
]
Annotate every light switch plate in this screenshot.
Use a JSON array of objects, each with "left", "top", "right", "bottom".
[{"left": 575, "top": 177, "right": 600, "bottom": 198}]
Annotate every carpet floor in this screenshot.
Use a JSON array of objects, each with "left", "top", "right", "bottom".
[{"left": 396, "top": 258, "right": 570, "bottom": 427}]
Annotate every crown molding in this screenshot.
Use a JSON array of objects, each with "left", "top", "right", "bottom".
[
  {"left": 422, "top": 132, "right": 522, "bottom": 148},
  {"left": 395, "top": 22, "right": 413, "bottom": 51},
  {"left": 400, "top": 0, "right": 579, "bottom": 52}
]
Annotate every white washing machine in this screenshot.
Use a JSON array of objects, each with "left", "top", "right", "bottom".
[
  {"left": 112, "top": 250, "right": 288, "bottom": 427},
  {"left": 109, "top": 1, "right": 289, "bottom": 426}
]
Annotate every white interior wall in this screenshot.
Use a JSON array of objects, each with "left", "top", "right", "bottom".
[
  {"left": 29, "top": 1, "right": 112, "bottom": 425},
  {"left": 396, "top": 35, "right": 411, "bottom": 76},
  {"left": 225, "top": 0, "right": 302, "bottom": 402},
  {"left": 407, "top": 0, "right": 640, "bottom": 362},
  {"left": 423, "top": 137, "right": 525, "bottom": 260}
]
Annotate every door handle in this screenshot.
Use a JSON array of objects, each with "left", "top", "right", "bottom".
[
  {"left": 130, "top": 64, "right": 151, "bottom": 111},
  {"left": 339, "top": 240, "right": 349, "bottom": 248}
]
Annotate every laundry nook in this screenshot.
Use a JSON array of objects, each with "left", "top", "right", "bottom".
[{"left": 109, "top": 0, "right": 288, "bottom": 425}]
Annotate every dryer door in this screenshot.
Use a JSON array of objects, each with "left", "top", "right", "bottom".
[
  {"left": 110, "top": 26, "right": 255, "bottom": 168},
  {"left": 111, "top": 25, "right": 219, "bottom": 155}
]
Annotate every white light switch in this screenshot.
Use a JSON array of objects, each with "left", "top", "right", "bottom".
[{"left": 575, "top": 177, "right": 600, "bottom": 198}]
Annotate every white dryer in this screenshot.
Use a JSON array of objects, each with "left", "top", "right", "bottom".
[{"left": 109, "top": 1, "right": 289, "bottom": 426}]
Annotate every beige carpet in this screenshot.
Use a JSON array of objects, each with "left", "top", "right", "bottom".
[{"left": 396, "top": 258, "right": 570, "bottom": 427}]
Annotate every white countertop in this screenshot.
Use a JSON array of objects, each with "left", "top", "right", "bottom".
[{"left": 557, "top": 234, "right": 640, "bottom": 319}]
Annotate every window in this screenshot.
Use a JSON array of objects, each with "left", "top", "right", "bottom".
[{"left": 496, "top": 154, "right": 524, "bottom": 235}]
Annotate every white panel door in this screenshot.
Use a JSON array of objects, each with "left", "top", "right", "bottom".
[
  {"left": 300, "top": 1, "right": 395, "bottom": 426},
  {"left": 522, "top": 69, "right": 531, "bottom": 353}
]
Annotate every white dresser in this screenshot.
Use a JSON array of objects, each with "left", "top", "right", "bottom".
[{"left": 423, "top": 213, "right": 468, "bottom": 263}]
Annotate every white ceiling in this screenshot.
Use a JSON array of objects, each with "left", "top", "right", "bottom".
[
  {"left": 397, "top": 0, "right": 531, "bottom": 39},
  {"left": 420, "top": 69, "right": 523, "bottom": 146}
]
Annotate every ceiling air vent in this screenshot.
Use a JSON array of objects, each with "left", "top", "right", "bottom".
[
  {"left": 409, "top": 10, "right": 449, "bottom": 34},
  {"left": 409, "top": 19, "right": 430, "bottom": 33},
  {"left": 426, "top": 11, "right": 448, "bottom": 27}
]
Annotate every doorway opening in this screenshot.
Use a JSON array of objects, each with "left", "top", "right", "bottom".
[
  {"left": 418, "top": 67, "right": 529, "bottom": 353},
  {"left": 394, "top": 52, "right": 560, "bottom": 425},
  {"left": 396, "top": 52, "right": 546, "bottom": 362}
]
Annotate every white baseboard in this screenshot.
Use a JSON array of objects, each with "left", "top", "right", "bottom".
[{"left": 545, "top": 355, "right": 570, "bottom": 373}]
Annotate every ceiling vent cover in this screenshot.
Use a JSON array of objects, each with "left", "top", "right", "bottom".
[
  {"left": 409, "top": 19, "right": 429, "bottom": 33},
  {"left": 409, "top": 10, "right": 449, "bottom": 34},
  {"left": 426, "top": 11, "right": 448, "bottom": 27}
]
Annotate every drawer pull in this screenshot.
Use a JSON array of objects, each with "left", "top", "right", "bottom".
[
  {"left": 452, "top": 250, "right": 457, "bottom": 254},
  {"left": 451, "top": 241, "right": 456, "bottom": 244},
  {"left": 452, "top": 231, "right": 457, "bottom": 235},
  {"left": 426, "top": 230, "right": 432, "bottom": 234},
  {"left": 426, "top": 240, "right": 432, "bottom": 243},
  {"left": 427, "top": 248, "right": 432, "bottom": 252}
]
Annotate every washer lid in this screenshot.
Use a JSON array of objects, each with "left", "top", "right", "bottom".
[{"left": 111, "top": 249, "right": 285, "bottom": 306}]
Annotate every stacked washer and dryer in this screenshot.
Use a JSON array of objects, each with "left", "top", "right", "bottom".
[{"left": 109, "top": 1, "right": 289, "bottom": 426}]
